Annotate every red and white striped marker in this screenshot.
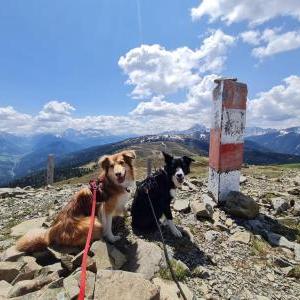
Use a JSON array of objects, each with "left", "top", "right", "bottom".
[{"left": 208, "top": 78, "right": 248, "bottom": 202}]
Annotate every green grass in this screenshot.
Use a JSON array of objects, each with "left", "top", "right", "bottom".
[
  {"left": 159, "top": 259, "right": 190, "bottom": 281},
  {"left": 251, "top": 237, "right": 270, "bottom": 256},
  {"left": 276, "top": 163, "right": 300, "bottom": 169}
]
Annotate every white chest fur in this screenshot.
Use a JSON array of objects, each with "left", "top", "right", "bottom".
[
  {"left": 170, "top": 188, "right": 176, "bottom": 198},
  {"left": 116, "top": 192, "right": 130, "bottom": 212}
]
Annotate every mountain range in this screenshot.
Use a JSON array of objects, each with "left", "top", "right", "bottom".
[{"left": 1, "top": 124, "right": 300, "bottom": 187}]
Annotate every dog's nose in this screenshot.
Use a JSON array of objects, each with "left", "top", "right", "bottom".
[
  {"left": 176, "top": 173, "right": 183, "bottom": 178},
  {"left": 115, "top": 172, "right": 122, "bottom": 177}
]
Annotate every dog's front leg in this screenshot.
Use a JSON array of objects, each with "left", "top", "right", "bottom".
[
  {"left": 103, "top": 212, "right": 121, "bottom": 243},
  {"left": 164, "top": 204, "right": 182, "bottom": 238}
]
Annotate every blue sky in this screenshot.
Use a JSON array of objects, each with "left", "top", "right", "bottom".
[{"left": 0, "top": 0, "right": 300, "bottom": 134}]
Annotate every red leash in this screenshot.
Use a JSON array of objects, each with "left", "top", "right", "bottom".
[{"left": 78, "top": 182, "right": 97, "bottom": 300}]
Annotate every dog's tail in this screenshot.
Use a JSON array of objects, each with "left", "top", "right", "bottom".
[{"left": 16, "top": 228, "right": 50, "bottom": 252}]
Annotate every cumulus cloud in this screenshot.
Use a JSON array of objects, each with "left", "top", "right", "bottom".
[
  {"left": 191, "top": 0, "right": 300, "bottom": 26},
  {"left": 248, "top": 75, "right": 300, "bottom": 128},
  {"left": 118, "top": 30, "right": 235, "bottom": 99},
  {"left": 241, "top": 28, "right": 300, "bottom": 58}
]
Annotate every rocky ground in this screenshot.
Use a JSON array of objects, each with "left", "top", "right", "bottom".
[{"left": 0, "top": 167, "right": 300, "bottom": 299}]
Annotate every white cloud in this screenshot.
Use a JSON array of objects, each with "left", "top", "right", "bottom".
[
  {"left": 252, "top": 30, "right": 300, "bottom": 58},
  {"left": 118, "top": 30, "right": 235, "bottom": 99},
  {"left": 241, "top": 28, "right": 300, "bottom": 58},
  {"left": 37, "top": 101, "right": 75, "bottom": 122},
  {"left": 240, "top": 30, "right": 261, "bottom": 45},
  {"left": 248, "top": 75, "right": 300, "bottom": 128},
  {"left": 191, "top": 0, "right": 300, "bottom": 26}
]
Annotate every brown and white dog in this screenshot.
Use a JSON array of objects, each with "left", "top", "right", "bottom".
[{"left": 16, "top": 150, "right": 136, "bottom": 252}]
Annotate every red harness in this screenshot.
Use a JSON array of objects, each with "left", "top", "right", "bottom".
[{"left": 78, "top": 179, "right": 104, "bottom": 300}]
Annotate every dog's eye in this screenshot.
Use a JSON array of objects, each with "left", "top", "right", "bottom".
[{"left": 119, "top": 161, "right": 125, "bottom": 165}]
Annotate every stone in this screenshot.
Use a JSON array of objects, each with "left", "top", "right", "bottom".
[
  {"left": 191, "top": 266, "right": 210, "bottom": 279},
  {"left": 71, "top": 251, "right": 97, "bottom": 273},
  {"left": 205, "top": 230, "right": 221, "bottom": 242},
  {"left": 191, "top": 201, "right": 213, "bottom": 220},
  {"left": 225, "top": 218, "right": 233, "bottom": 227},
  {"left": 270, "top": 197, "right": 290, "bottom": 214},
  {"left": 0, "top": 280, "right": 12, "bottom": 298},
  {"left": 12, "top": 256, "right": 42, "bottom": 284},
  {"left": 153, "top": 277, "right": 194, "bottom": 300},
  {"left": 224, "top": 192, "right": 259, "bottom": 219},
  {"left": 229, "top": 231, "right": 251, "bottom": 244},
  {"left": 189, "top": 178, "right": 203, "bottom": 187},
  {"left": 173, "top": 199, "right": 190, "bottom": 213},
  {"left": 94, "top": 270, "right": 159, "bottom": 300},
  {"left": 240, "top": 175, "right": 247, "bottom": 184},
  {"left": 63, "top": 270, "right": 95, "bottom": 299},
  {"left": 0, "top": 187, "right": 25, "bottom": 199},
  {"left": 0, "top": 245, "right": 25, "bottom": 262},
  {"left": 8, "top": 271, "right": 60, "bottom": 298},
  {"left": 292, "top": 202, "right": 300, "bottom": 216},
  {"left": 10, "top": 217, "right": 47, "bottom": 237},
  {"left": 125, "top": 239, "right": 162, "bottom": 280},
  {"left": 287, "top": 187, "right": 300, "bottom": 195},
  {"left": 202, "top": 194, "right": 217, "bottom": 208},
  {"left": 0, "top": 261, "right": 25, "bottom": 283},
  {"left": 294, "top": 243, "right": 300, "bottom": 261},
  {"left": 90, "top": 240, "right": 113, "bottom": 270},
  {"left": 107, "top": 244, "right": 127, "bottom": 269}
]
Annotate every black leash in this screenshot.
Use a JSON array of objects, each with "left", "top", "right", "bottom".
[{"left": 144, "top": 189, "right": 188, "bottom": 300}]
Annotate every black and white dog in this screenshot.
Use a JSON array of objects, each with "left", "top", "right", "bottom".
[{"left": 131, "top": 152, "right": 194, "bottom": 237}]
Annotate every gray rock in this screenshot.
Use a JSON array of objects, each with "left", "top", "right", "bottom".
[
  {"left": 71, "top": 250, "right": 97, "bottom": 273},
  {"left": 240, "top": 175, "right": 247, "bottom": 184},
  {"left": 287, "top": 187, "right": 300, "bottom": 195},
  {"left": 0, "top": 245, "right": 25, "bottom": 262},
  {"left": 229, "top": 231, "right": 251, "bottom": 244},
  {"left": 125, "top": 239, "right": 162, "bottom": 280},
  {"left": 90, "top": 240, "right": 113, "bottom": 270},
  {"left": 173, "top": 199, "right": 190, "bottom": 212},
  {"left": 8, "top": 271, "right": 60, "bottom": 298},
  {"left": 191, "top": 266, "right": 210, "bottom": 279},
  {"left": 224, "top": 192, "right": 259, "bottom": 219},
  {"left": 10, "top": 217, "right": 47, "bottom": 237},
  {"left": 63, "top": 270, "right": 95, "bottom": 299},
  {"left": 12, "top": 256, "right": 42, "bottom": 284},
  {"left": 270, "top": 197, "right": 290, "bottom": 214},
  {"left": 202, "top": 194, "right": 217, "bottom": 208},
  {"left": 0, "top": 280, "right": 12, "bottom": 298},
  {"left": 294, "top": 243, "right": 300, "bottom": 261},
  {"left": 191, "top": 201, "right": 213, "bottom": 219},
  {"left": 107, "top": 244, "right": 127, "bottom": 269},
  {"left": 153, "top": 277, "right": 194, "bottom": 299},
  {"left": 292, "top": 202, "right": 300, "bottom": 216},
  {"left": 94, "top": 270, "right": 160, "bottom": 300},
  {"left": 0, "top": 187, "right": 25, "bottom": 199},
  {"left": 0, "top": 261, "right": 25, "bottom": 283},
  {"left": 205, "top": 230, "right": 221, "bottom": 242}
]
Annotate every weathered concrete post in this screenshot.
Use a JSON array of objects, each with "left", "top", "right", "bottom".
[
  {"left": 208, "top": 78, "right": 247, "bottom": 202},
  {"left": 46, "top": 154, "right": 55, "bottom": 185}
]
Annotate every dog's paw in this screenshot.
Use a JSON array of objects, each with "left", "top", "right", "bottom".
[
  {"left": 106, "top": 234, "right": 121, "bottom": 243},
  {"left": 171, "top": 227, "right": 182, "bottom": 238}
]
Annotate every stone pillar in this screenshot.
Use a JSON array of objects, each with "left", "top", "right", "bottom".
[
  {"left": 208, "top": 78, "right": 247, "bottom": 202},
  {"left": 46, "top": 154, "right": 55, "bottom": 185}
]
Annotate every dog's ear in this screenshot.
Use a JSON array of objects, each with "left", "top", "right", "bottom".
[
  {"left": 98, "top": 155, "right": 110, "bottom": 170},
  {"left": 122, "top": 150, "right": 136, "bottom": 162},
  {"left": 162, "top": 151, "right": 173, "bottom": 163},
  {"left": 183, "top": 156, "right": 195, "bottom": 165}
]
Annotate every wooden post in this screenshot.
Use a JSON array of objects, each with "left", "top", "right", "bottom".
[
  {"left": 147, "top": 158, "right": 152, "bottom": 176},
  {"left": 208, "top": 78, "right": 247, "bottom": 202},
  {"left": 47, "top": 154, "right": 55, "bottom": 185}
]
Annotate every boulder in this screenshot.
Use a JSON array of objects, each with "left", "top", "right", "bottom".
[
  {"left": 0, "top": 280, "right": 12, "bottom": 298},
  {"left": 90, "top": 240, "right": 113, "bottom": 270},
  {"left": 94, "top": 270, "right": 160, "bottom": 300},
  {"left": 153, "top": 277, "right": 194, "bottom": 300},
  {"left": 107, "top": 244, "right": 127, "bottom": 269},
  {"left": 10, "top": 217, "right": 47, "bottom": 237},
  {"left": 270, "top": 197, "right": 289, "bottom": 214},
  {"left": 229, "top": 231, "right": 251, "bottom": 244},
  {"left": 173, "top": 199, "right": 190, "bottom": 213},
  {"left": 191, "top": 201, "right": 213, "bottom": 220},
  {"left": 224, "top": 192, "right": 259, "bottom": 219},
  {"left": 125, "top": 239, "right": 163, "bottom": 280},
  {"left": 8, "top": 271, "right": 60, "bottom": 298},
  {"left": 63, "top": 270, "right": 95, "bottom": 299},
  {"left": 0, "top": 261, "right": 25, "bottom": 283},
  {"left": 0, "top": 245, "right": 25, "bottom": 262}
]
